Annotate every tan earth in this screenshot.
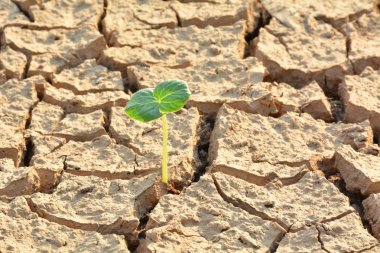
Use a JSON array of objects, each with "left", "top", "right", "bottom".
[
  {"left": 253, "top": 16, "right": 351, "bottom": 91},
  {"left": 0, "top": 196, "right": 130, "bottom": 252},
  {"left": 363, "top": 193, "right": 380, "bottom": 241},
  {"left": 334, "top": 145, "right": 380, "bottom": 195},
  {"left": 1, "top": 0, "right": 380, "bottom": 252},
  {"left": 339, "top": 67, "right": 380, "bottom": 140}
]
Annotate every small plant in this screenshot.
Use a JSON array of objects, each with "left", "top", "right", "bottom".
[{"left": 124, "top": 80, "right": 191, "bottom": 184}]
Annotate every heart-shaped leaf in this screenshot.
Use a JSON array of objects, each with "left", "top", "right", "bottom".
[{"left": 125, "top": 80, "right": 191, "bottom": 122}]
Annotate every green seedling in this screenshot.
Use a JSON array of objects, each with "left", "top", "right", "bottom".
[{"left": 124, "top": 80, "right": 191, "bottom": 184}]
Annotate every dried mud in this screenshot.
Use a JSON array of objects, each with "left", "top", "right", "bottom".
[{"left": 1, "top": 0, "right": 380, "bottom": 252}]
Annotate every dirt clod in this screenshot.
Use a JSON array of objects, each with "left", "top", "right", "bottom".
[
  {"left": 334, "top": 145, "right": 380, "bottom": 195},
  {"left": 339, "top": 67, "right": 380, "bottom": 141}
]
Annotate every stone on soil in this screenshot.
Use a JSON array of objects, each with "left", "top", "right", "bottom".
[
  {"left": 334, "top": 145, "right": 380, "bottom": 195},
  {"left": 138, "top": 175, "right": 285, "bottom": 253},
  {"left": 214, "top": 171, "right": 353, "bottom": 231}
]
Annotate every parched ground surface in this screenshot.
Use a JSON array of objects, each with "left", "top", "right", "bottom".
[{"left": 1, "top": 0, "right": 380, "bottom": 252}]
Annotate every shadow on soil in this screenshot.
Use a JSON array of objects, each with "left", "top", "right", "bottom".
[
  {"left": 320, "top": 160, "right": 374, "bottom": 236},
  {"left": 193, "top": 113, "right": 216, "bottom": 182}
]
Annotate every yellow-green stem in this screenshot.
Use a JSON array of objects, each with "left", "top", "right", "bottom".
[{"left": 161, "top": 114, "right": 168, "bottom": 184}]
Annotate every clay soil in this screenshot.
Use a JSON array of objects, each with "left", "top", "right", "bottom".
[{"left": 1, "top": 0, "right": 380, "bottom": 252}]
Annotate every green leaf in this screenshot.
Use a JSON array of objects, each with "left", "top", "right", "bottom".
[{"left": 125, "top": 80, "right": 191, "bottom": 122}]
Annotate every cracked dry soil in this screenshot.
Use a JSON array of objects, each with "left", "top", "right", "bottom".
[{"left": 1, "top": 0, "right": 380, "bottom": 252}]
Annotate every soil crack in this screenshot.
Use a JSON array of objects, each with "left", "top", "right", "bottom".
[
  {"left": 22, "top": 137, "right": 34, "bottom": 167},
  {"left": 254, "top": 158, "right": 318, "bottom": 171},
  {"left": 6, "top": 41, "right": 35, "bottom": 57},
  {"left": 322, "top": 75, "right": 344, "bottom": 122},
  {"left": 170, "top": 5, "right": 182, "bottom": 27},
  {"left": 11, "top": 0, "right": 34, "bottom": 22},
  {"left": 323, "top": 164, "right": 374, "bottom": 236},
  {"left": 22, "top": 54, "right": 31, "bottom": 79},
  {"left": 65, "top": 167, "right": 157, "bottom": 181},
  {"left": 130, "top": 112, "right": 216, "bottom": 250},
  {"left": 319, "top": 210, "right": 354, "bottom": 224},
  {"left": 26, "top": 197, "right": 128, "bottom": 234},
  {"left": 270, "top": 225, "right": 293, "bottom": 253},
  {"left": 244, "top": 0, "right": 271, "bottom": 58},
  {"left": 361, "top": 244, "right": 380, "bottom": 252},
  {"left": 212, "top": 173, "right": 288, "bottom": 230},
  {"left": 193, "top": 113, "right": 215, "bottom": 182},
  {"left": 317, "top": 225, "right": 331, "bottom": 253},
  {"left": 97, "top": 0, "right": 109, "bottom": 46},
  {"left": 314, "top": 11, "right": 369, "bottom": 76},
  {"left": 103, "top": 109, "right": 111, "bottom": 135},
  {"left": 131, "top": 180, "right": 167, "bottom": 251},
  {"left": 22, "top": 99, "right": 39, "bottom": 167},
  {"left": 211, "top": 164, "right": 308, "bottom": 187},
  {"left": 266, "top": 29, "right": 290, "bottom": 55},
  {"left": 4, "top": 23, "right": 79, "bottom": 31}
]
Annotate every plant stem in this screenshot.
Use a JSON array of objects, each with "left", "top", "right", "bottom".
[{"left": 161, "top": 114, "right": 168, "bottom": 184}]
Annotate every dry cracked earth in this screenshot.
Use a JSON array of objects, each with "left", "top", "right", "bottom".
[{"left": 1, "top": 0, "right": 380, "bottom": 252}]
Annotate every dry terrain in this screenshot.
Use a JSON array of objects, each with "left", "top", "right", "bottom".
[{"left": 1, "top": 0, "right": 380, "bottom": 252}]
